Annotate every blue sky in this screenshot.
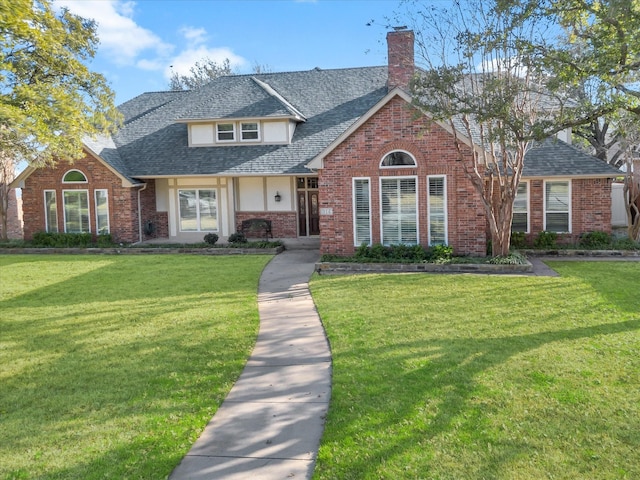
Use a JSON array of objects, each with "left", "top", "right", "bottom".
[{"left": 54, "top": 0, "right": 404, "bottom": 104}]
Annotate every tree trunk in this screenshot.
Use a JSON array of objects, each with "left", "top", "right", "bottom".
[
  {"left": 0, "top": 182, "right": 9, "bottom": 241},
  {"left": 625, "top": 160, "right": 640, "bottom": 242}
]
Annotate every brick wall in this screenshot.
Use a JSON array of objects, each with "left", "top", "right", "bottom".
[
  {"left": 21, "top": 154, "right": 146, "bottom": 243},
  {"left": 235, "top": 211, "right": 298, "bottom": 238},
  {"left": 2, "top": 189, "right": 23, "bottom": 239},
  {"left": 319, "top": 95, "right": 487, "bottom": 256},
  {"left": 523, "top": 178, "right": 613, "bottom": 245}
]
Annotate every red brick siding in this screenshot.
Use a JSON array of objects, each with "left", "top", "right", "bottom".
[
  {"left": 319, "top": 96, "right": 487, "bottom": 256},
  {"left": 2, "top": 189, "right": 23, "bottom": 239},
  {"left": 524, "top": 178, "right": 612, "bottom": 244},
  {"left": 21, "top": 154, "right": 149, "bottom": 243},
  {"left": 235, "top": 211, "right": 298, "bottom": 238}
]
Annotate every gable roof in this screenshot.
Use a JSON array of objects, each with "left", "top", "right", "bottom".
[
  {"left": 109, "top": 66, "right": 389, "bottom": 178},
  {"left": 13, "top": 64, "right": 620, "bottom": 185}
]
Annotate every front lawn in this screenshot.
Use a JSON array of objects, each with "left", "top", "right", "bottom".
[
  {"left": 0, "top": 254, "right": 271, "bottom": 480},
  {"left": 310, "top": 262, "right": 640, "bottom": 479}
]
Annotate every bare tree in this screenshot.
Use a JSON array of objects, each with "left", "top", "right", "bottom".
[
  {"left": 169, "top": 58, "right": 232, "bottom": 90},
  {"left": 406, "top": 1, "right": 575, "bottom": 256}
]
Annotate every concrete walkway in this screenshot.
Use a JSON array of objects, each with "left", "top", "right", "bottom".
[{"left": 169, "top": 249, "right": 328, "bottom": 480}]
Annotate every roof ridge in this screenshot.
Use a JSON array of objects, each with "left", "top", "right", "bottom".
[{"left": 250, "top": 76, "right": 307, "bottom": 121}]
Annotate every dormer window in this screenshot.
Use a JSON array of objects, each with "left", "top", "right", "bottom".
[
  {"left": 241, "top": 122, "right": 260, "bottom": 141},
  {"left": 216, "top": 123, "right": 235, "bottom": 142}
]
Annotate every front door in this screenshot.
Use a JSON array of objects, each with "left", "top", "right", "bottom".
[{"left": 297, "top": 177, "right": 320, "bottom": 236}]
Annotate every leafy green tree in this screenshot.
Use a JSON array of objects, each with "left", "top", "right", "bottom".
[{"left": 1, "top": 0, "right": 121, "bottom": 238}]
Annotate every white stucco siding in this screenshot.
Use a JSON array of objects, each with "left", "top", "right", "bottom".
[
  {"left": 238, "top": 177, "right": 266, "bottom": 211},
  {"left": 190, "top": 124, "right": 215, "bottom": 145},
  {"left": 263, "top": 121, "right": 289, "bottom": 143},
  {"left": 266, "top": 177, "right": 293, "bottom": 211}
]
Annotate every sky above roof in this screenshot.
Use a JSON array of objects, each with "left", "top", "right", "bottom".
[{"left": 53, "top": 0, "right": 406, "bottom": 105}]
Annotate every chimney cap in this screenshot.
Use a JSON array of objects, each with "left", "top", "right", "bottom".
[{"left": 393, "top": 25, "right": 408, "bottom": 31}]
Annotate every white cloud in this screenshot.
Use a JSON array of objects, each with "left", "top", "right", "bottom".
[
  {"left": 180, "top": 26, "right": 208, "bottom": 46},
  {"left": 165, "top": 46, "right": 246, "bottom": 80},
  {"left": 54, "top": 0, "right": 172, "bottom": 66},
  {"left": 54, "top": 1, "right": 246, "bottom": 79}
]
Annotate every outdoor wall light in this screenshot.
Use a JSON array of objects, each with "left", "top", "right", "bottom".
[{"left": 274, "top": 191, "right": 282, "bottom": 202}]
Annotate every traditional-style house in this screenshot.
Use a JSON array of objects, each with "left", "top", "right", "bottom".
[{"left": 13, "top": 29, "right": 620, "bottom": 255}]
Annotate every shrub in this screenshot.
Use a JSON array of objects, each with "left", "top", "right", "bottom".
[
  {"left": 534, "top": 231, "right": 558, "bottom": 249},
  {"left": 97, "top": 234, "right": 113, "bottom": 247},
  {"left": 228, "top": 232, "right": 247, "bottom": 244},
  {"left": 511, "top": 231, "right": 527, "bottom": 249},
  {"left": 578, "top": 231, "right": 611, "bottom": 249},
  {"left": 430, "top": 244, "right": 453, "bottom": 262},
  {"left": 203, "top": 233, "right": 219, "bottom": 245},
  {"left": 488, "top": 252, "right": 528, "bottom": 265},
  {"left": 612, "top": 237, "right": 640, "bottom": 250},
  {"left": 31, "top": 232, "right": 93, "bottom": 248}
]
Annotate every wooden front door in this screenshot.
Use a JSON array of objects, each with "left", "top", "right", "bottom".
[{"left": 297, "top": 177, "right": 320, "bottom": 236}]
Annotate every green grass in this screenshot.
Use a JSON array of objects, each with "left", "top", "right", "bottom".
[
  {"left": 0, "top": 254, "right": 271, "bottom": 480},
  {"left": 310, "top": 262, "right": 640, "bottom": 480}
]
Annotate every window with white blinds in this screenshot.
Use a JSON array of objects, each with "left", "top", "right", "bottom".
[
  {"left": 544, "top": 180, "right": 571, "bottom": 232},
  {"left": 353, "top": 178, "right": 371, "bottom": 246},
  {"left": 511, "top": 182, "right": 529, "bottom": 233},
  {"left": 427, "top": 175, "right": 447, "bottom": 245},
  {"left": 380, "top": 177, "right": 417, "bottom": 245}
]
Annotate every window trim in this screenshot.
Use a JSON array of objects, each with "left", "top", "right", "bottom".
[
  {"left": 543, "top": 179, "right": 572, "bottom": 233},
  {"left": 216, "top": 123, "right": 236, "bottom": 143},
  {"left": 352, "top": 177, "right": 372, "bottom": 246},
  {"left": 62, "top": 189, "right": 91, "bottom": 234},
  {"left": 240, "top": 122, "right": 261, "bottom": 142},
  {"left": 379, "top": 175, "right": 419, "bottom": 246},
  {"left": 512, "top": 180, "right": 530, "bottom": 233},
  {"left": 178, "top": 188, "right": 219, "bottom": 233},
  {"left": 44, "top": 190, "right": 58, "bottom": 233},
  {"left": 94, "top": 189, "right": 110, "bottom": 235},
  {"left": 427, "top": 175, "right": 448, "bottom": 246},
  {"left": 380, "top": 150, "right": 417, "bottom": 169},
  {"left": 62, "top": 169, "right": 88, "bottom": 183}
]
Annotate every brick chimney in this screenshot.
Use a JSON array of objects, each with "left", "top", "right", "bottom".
[{"left": 387, "top": 27, "right": 415, "bottom": 91}]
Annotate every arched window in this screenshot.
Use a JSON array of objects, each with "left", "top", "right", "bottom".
[
  {"left": 380, "top": 150, "right": 416, "bottom": 168},
  {"left": 62, "top": 170, "right": 88, "bottom": 183}
]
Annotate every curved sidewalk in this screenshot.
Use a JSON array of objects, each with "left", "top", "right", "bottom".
[{"left": 169, "top": 249, "right": 329, "bottom": 480}]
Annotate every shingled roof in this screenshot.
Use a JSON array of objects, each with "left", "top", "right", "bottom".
[
  {"left": 105, "top": 66, "right": 389, "bottom": 178},
  {"left": 86, "top": 66, "right": 619, "bottom": 181},
  {"left": 524, "top": 138, "right": 621, "bottom": 178}
]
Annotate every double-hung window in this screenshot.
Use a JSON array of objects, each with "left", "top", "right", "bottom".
[
  {"left": 95, "top": 190, "right": 110, "bottom": 234},
  {"left": 353, "top": 178, "right": 371, "bottom": 245},
  {"left": 380, "top": 177, "right": 418, "bottom": 245},
  {"left": 427, "top": 175, "right": 447, "bottom": 245},
  {"left": 179, "top": 189, "right": 218, "bottom": 232},
  {"left": 216, "top": 123, "right": 235, "bottom": 142},
  {"left": 241, "top": 122, "right": 260, "bottom": 141},
  {"left": 63, "top": 190, "right": 90, "bottom": 233},
  {"left": 512, "top": 182, "right": 529, "bottom": 233},
  {"left": 544, "top": 180, "right": 571, "bottom": 232},
  {"left": 44, "top": 190, "right": 58, "bottom": 233}
]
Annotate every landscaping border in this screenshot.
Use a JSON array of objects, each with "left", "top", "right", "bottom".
[{"left": 315, "top": 260, "right": 533, "bottom": 275}]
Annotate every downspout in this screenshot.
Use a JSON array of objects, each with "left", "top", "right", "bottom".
[{"left": 133, "top": 182, "right": 147, "bottom": 245}]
